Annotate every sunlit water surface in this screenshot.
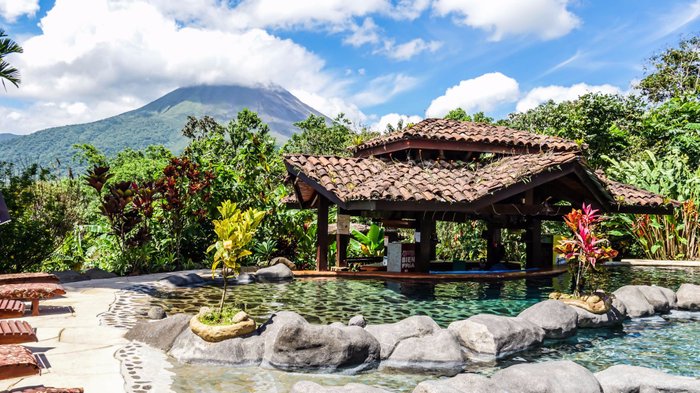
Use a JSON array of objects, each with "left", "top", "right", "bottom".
[{"left": 145, "top": 267, "right": 700, "bottom": 392}]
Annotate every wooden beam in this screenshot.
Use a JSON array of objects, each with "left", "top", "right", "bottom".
[
  {"left": 316, "top": 196, "right": 329, "bottom": 271},
  {"left": 336, "top": 233, "right": 349, "bottom": 268},
  {"left": 284, "top": 162, "right": 348, "bottom": 210}
]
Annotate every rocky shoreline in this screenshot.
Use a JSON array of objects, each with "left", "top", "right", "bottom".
[{"left": 125, "top": 280, "right": 700, "bottom": 392}]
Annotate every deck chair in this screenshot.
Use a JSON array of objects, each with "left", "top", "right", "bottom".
[
  {"left": 0, "top": 274, "right": 60, "bottom": 286},
  {"left": 0, "top": 321, "right": 37, "bottom": 345},
  {"left": 0, "top": 284, "right": 66, "bottom": 316},
  {"left": 0, "top": 344, "right": 40, "bottom": 380},
  {"left": 0, "top": 300, "right": 25, "bottom": 319}
]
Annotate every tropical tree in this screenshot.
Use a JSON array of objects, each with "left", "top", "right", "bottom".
[
  {"left": 638, "top": 35, "right": 700, "bottom": 103},
  {"left": 283, "top": 113, "right": 356, "bottom": 156},
  {"left": 0, "top": 29, "right": 22, "bottom": 89},
  {"left": 443, "top": 108, "right": 494, "bottom": 124}
]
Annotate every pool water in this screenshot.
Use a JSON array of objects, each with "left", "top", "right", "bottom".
[{"left": 146, "top": 267, "right": 700, "bottom": 392}]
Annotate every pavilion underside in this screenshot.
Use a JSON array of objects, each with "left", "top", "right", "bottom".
[{"left": 283, "top": 118, "right": 674, "bottom": 273}]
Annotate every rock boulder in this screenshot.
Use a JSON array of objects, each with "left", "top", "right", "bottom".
[
  {"left": 255, "top": 263, "right": 294, "bottom": 282},
  {"left": 412, "top": 373, "right": 505, "bottom": 393},
  {"left": 84, "top": 267, "right": 117, "bottom": 280},
  {"left": 159, "top": 273, "right": 206, "bottom": 288},
  {"left": 169, "top": 327, "right": 265, "bottom": 366},
  {"left": 381, "top": 329, "right": 464, "bottom": 376},
  {"left": 573, "top": 297, "right": 628, "bottom": 328},
  {"left": 147, "top": 306, "right": 166, "bottom": 320},
  {"left": 518, "top": 300, "right": 578, "bottom": 339},
  {"left": 492, "top": 360, "right": 603, "bottom": 393},
  {"left": 595, "top": 365, "right": 700, "bottom": 393},
  {"left": 349, "top": 315, "right": 367, "bottom": 328},
  {"left": 613, "top": 286, "right": 655, "bottom": 318},
  {"left": 125, "top": 314, "right": 190, "bottom": 352},
  {"left": 637, "top": 285, "right": 676, "bottom": 313},
  {"left": 365, "top": 316, "right": 440, "bottom": 360},
  {"left": 270, "top": 256, "right": 296, "bottom": 269},
  {"left": 263, "top": 316, "right": 380, "bottom": 372},
  {"left": 448, "top": 314, "right": 544, "bottom": 359},
  {"left": 677, "top": 283, "right": 700, "bottom": 311}
]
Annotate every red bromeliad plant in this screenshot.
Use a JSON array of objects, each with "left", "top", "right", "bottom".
[{"left": 556, "top": 203, "right": 618, "bottom": 296}]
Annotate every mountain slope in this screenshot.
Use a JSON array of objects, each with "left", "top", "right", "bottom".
[
  {"left": 0, "top": 133, "right": 18, "bottom": 143},
  {"left": 0, "top": 85, "right": 326, "bottom": 168}
]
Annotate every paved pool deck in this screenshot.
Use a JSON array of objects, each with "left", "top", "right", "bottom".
[{"left": 0, "top": 270, "right": 209, "bottom": 393}]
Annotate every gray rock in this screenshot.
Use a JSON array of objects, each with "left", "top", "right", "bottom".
[
  {"left": 255, "top": 263, "right": 294, "bottom": 282},
  {"left": 572, "top": 297, "right": 628, "bottom": 328},
  {"left": 52, "top": 270, "right": 88, "bottom": 283},
  {"left": 637, "top": 285, "right": 676, "bottom": 313},
  {"left": 365, "top": 315, "right": 440, "bottom": 360},
  {"left": 349, "top": 315, "right": 367, "bottom": 328},
  {"left": 413, "top": 373, "right": 505, "bottom": 393},
  {"left": 263, "top": 315, "right": 380, "bottom": 372},
  {"left": 291, "top": 382, "right": 392, "bottom": 393},
  {"left": 159, "top": 273, "right": 206, "bottom": 288},
  {"left": 518, "top": 300, "right": 578, "bottom": 339},
  {"left": 169, "top": 327, "right": 265, "bottom": 366},
  {"left": 235, "top": 272, "right": 256, "bottom": 284},
  {"left": 448, "top": 314, "right": 544, "bottom": 359},
  {"left": 492, "top": 360, "right": 603, "bottom": 393},
  {"left": 84, "top": 267, "right": 117, "bottom": 279},
  {"left": 595, "top": 365, "right": 700, "bottom": 393},
  {"left": 125, "top": 314, "right": 190, "bottom": 352},
  {"left": 677, "top": 283, "right": 700, "bottom": 311},
  {"left": 270, "top": 256, "right": 296, "bottom": 269},
  {"left": 381, "top": 329, "right": 464, "bottom": 376},
  {"left": 613, "top": 286, "right": 656, "bottom": 318},
  {"left": 330, "top": 322, "right": 346, "bottom": 328},
  {"left": 147, "top": 306, "right": 166, "bottom": 320}
]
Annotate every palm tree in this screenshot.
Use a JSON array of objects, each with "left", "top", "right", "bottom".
[{"left": 0, "top": 29, "right": 23, "bottom": 89}]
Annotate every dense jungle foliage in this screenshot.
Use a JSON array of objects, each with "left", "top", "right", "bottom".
[{"left": 2, "top": 35, "right": 700, "bottom": 274}]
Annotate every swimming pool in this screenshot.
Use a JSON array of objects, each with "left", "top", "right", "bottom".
[{"left": 146, "top": 266, "right": 700, "bottom": 392}]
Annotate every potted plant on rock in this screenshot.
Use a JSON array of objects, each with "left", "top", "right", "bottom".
[
  {"left": 551, "top": 203, "right": 618, "bottom": 313},
  {"left": 189, "top": 200, "right": 265, "bottom": 342}
]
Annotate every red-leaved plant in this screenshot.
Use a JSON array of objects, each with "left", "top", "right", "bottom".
[{"left": 555, "top": 203, "right": 618, "bottom": 296}]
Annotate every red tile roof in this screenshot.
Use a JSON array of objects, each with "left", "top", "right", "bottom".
[
  {"left": 285, "top": 152, "right": 580, "bottom": 204},
  {"left": 352, "top": 118, "right": 584, "bottom": 154},
  {"left": 598, "top": 174, "right": 675, "bottom": 208}
]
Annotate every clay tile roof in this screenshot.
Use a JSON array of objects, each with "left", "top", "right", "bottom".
[
  {"left": 353, "top": 118, "right": 584, "bottom": 153},
  {"left": 597, "top": 173, "right": 676, "bottom": 208},
  {"left": 285, "top": 152, "right": 580, "bottom": 205}
]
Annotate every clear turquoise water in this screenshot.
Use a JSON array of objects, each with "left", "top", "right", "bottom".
[{"left": 152, "top": 267, "right": 700, "bottom": 392}]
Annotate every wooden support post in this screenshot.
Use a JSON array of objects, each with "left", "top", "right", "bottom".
[
  {"left": 336, "top": 233, "right": 349, "bottom": 268},
  {"left": 416, "top": 218, "right": 434, "bottom": 273},
  {"left": 525, "top": 218, "right": 542, "bottom": 269},
  {"left": 485, "top": 221, "right": 497, "bottom": 265},
  {"left": 316, "top": 197, "right": 329, "bottom": 271}
]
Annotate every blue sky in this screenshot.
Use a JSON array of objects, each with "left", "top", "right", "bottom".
[{"left": 1, "top": 0, "right": 699, "bottom": 134}]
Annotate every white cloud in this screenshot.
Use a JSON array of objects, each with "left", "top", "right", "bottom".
[
  {"left": 291, "top": 89, "right": 367, "bottom": 125},
  {"left": 426, "top": 72, "right": 519, "bottom": 117},
  {"left": 516, "top": 83, "right": 622, "bottom": 112},
  {"left": 380, "top": 38, "right": 443, "bottom": 61},
  {"left": 344, "top": 18, "right": 381, "bottom": 47},
  {"left": 226, "top": 0, "right": 389, "bottom": 30},
  {"left": 2, "top": 0, "right": 345, "bottom": 134},
  {"left": 392, "top": 0, "right": 431, "bottom": 20},
  {"left": 373, "top": 113, "right": 422, "bottom": 132},
  {"left": 353, "top": 73, "right": 420, "bottom": 107},
  {"left": 0, "top": 0, "right": 39, "bottom": 22},
  {"left": 432, "top": 0, "right": 580, "bottom": 41}
]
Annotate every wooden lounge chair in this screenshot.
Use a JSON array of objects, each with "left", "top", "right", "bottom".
[
  {"left": 9, "top": 387, "right": 83, "bottom": 393},
  {"left": 0, "top": 321, "right": 37, "bottom": 345},
  {"left": 0, "top": 273, "right": 60, "bottom": 286},
  {"left": 0, "top": 300, "right": 25, "bottom": 319},
  {"left": 0, "top": 284, "right": 66, "bottom": 316},
  {"left": 0, "top": 345, "right": 40, "bottom": 380}
]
